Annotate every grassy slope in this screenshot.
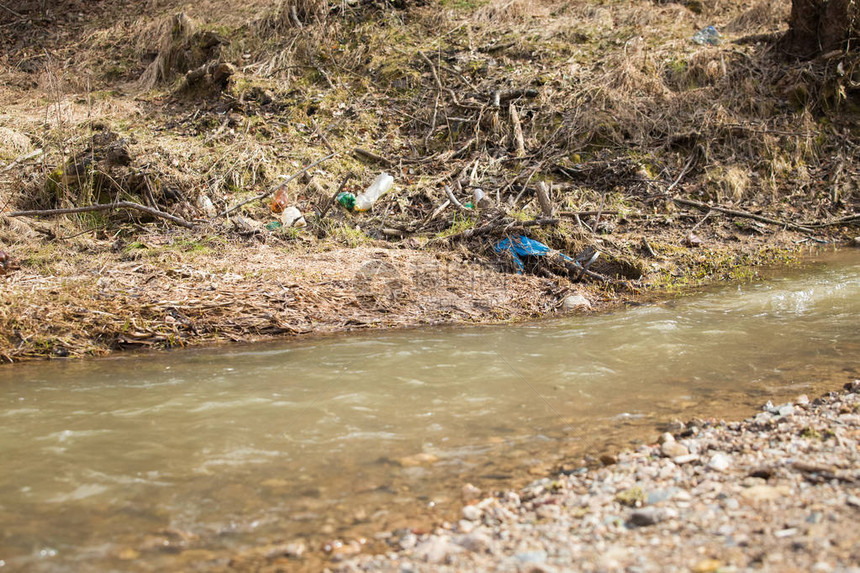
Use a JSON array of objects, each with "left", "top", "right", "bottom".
[{"left": 0, "top": 0, "right": 857, "bottom": 360}]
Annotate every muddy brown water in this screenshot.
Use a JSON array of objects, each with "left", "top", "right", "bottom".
[{"left": 1, "top": 250, "right": 858, "bottom": 571}]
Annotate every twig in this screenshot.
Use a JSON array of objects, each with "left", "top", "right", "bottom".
[
  {"left": 444, "top": 185, "right": 471, "bottom": 212},
  {"left": 665, "top": 152, "right": 697, "bottom": 195},
  {"left": 353, "top": 147, "right": 392, "bottom": 167},
  {"left": 214, "top": 152, "right": 335, "bottom": 219},
  {"left": 805, "top": 212, "right": 860, "bottom": 228},
  {"left": 316, "top": 173, "right": 353, "bottom": 221},
  {"left": 7, "top": 201, "right": 195, "bottom": 229},
  {"left": 1, "top": 149, "right": 44, "bottom": 173},
  {"left": 536, "top": 182, "right": 553, "bottom": 218},
  {"left": 0, "top": 2, "right": 24, "bottom": 18},
  {"left": 439, "top": 217, "right": 559, "bottom": 243},
  {"left": 558, "top": 210, "right": 621, "bottom": 217},
  {"left": 509, "top": 103, "right": 526, "bottom": 157},
  {"left": 593, "top": 192, "right": 606, "bottom": 232},
  {"left": 311, "top": 119, "right": 335, "bottom": 153},
  {"left": 672, "top": 197, "right": 815, "bottom": 234},
  {"left": 416, "top": 199, "right": 451, "bottom": 230}
]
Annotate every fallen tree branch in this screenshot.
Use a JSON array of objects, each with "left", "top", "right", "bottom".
[
  {"left": 7, "top": 201, "right": 195, "bottom": 229},
  {"left": 436, "top": 216, "right": 559, "bottom": 244},
  {"left": 672, "top": 197, "right": 815, "bottom": 234},
  {"left": 214, "top": 152, "right": 335, "bottom": 219},
  {"left": 1, "top": 148, "right": 44, "bottom": 173},
  {"left": 805, "top": 212, "right": 860, "bottom": 228},
  {"left": 353, "top": 147, "right": 392, "bottom": 167}
]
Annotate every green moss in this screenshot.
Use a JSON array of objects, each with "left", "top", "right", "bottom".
[{"left": 615, "top": 486, "right": 645, "bottom": 507}]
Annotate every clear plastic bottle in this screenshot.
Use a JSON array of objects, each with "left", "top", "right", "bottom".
[
  {"left": 692, "top": 26, "right": 721, "bottom": 46},
  {"left": 354, "top": 173, "right": 394, "bottom": 212}
]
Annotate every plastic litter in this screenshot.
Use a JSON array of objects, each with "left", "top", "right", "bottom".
[
  {"left": 280, "top": 206, "right": 306, "bottom": 228},
  {"left": 197, "top": 194, "right": 216, "bottom": 218},
  {"left": 337, "top": 191, "right": 356, "bottom": 211},
  {"left": 355, "top": 173, "right": 394, "bottom": 212},
  {"left": 692, "top": 26, "right": 721, "bottom": 46},
  {"left": 494, "top": 235, "right": 600, "bottom": 279},
  {"left": 270, "top": 187, "right": 289, "bottom": 213}
]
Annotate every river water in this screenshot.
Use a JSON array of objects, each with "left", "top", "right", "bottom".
[{"left": 1, "top": 251, "right": 858, "bottom": 571}]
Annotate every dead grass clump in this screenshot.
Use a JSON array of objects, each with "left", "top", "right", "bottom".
[
  {"left": 724, "top": 0, "right": 790, "bottom": 35},
  {"left": 706, "top": 165, "right": 750, "bottom": 202},
  {"left": 138, "top": 13, "right": 224, "bottom": 90},
  {"left": 254, "top": 0, "right": 328, "bottom": 33},
  {"left": 473, "top": 0, "right": 553, "bottom": 23}
]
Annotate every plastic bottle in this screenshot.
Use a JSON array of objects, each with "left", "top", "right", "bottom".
[
  {"left": 354, "top": 173, "right": 394, "bottom": 212},
  {"left": 270, "top": 187, "right": 289, "bottom": 213},
  {"left": 692, "top": 26, "right": 721, "bottom": 46},
  {"left": 336, "top": 192, "right": 356, "bottom": 210}
]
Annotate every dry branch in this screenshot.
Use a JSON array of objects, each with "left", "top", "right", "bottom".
[
  {"left": 672, "top": 197, "right": 815, "bottom": 234},
  {"left": 7, "top": 202, "right": 195, "bottom": 229}
]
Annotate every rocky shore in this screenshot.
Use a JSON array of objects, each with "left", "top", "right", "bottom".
[{"left": 333, "top": 382, "right": 860, "bottom": 573}]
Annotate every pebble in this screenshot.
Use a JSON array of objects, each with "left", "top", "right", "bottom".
[
  {"left": 661, "top": 441, "right": 689, "bottom": 458},
  {"left": 461, "top": 483, "right": 481, "bottom": 502},
  {"left": 707, "top": 452, "right": 731, "bottom": 472},
  {"left": 561, "top": 294, "right": 591, "bottom": 311},
  {"left": 740, "top": 485, "right": 790, "bottom": 501},
  {"left": 628, "top": 508, "right": 664, "bottom": 527},
  {"left": 336, "top": 389, "right": 860, "bottom": 573},
  {"left": 413, "top": 536, "right": 460, "bottom": 564},
  {"left": 515, "top": 550, "right": 547, "bottom": 563},
  {"left": 456, "top": 532, "right": 492, "bottom": 553},
  {"left": 462, "top": 505, "right": 482, "bottom": 521}
]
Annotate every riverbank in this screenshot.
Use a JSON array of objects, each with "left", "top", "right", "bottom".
[
  {"left": 1, "top": 0, "right": 858, "bottom": 361},
  {"left": 331, "top": 382, "right": 860, "bottom": 573}
]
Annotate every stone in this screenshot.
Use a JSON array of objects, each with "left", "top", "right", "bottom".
[
  {"left": 692, "top": 559, "right": 723, "bottom": 573},
  {"left": 562, "top": 294, "right": 591, "bottom": 311},
  {"left": 707, "top": 453, "right": 731, "bottom": 472},
  {"left": 658, "top": 432, "right": 675, "bottom": 444},
  {"left": 398, "top": 533, "right": 417, "bottom": 550},
  {"left": 462, "top": 505, "right": 482, "bottom": 521},
  {"left": 629, "top": 507, "right": 664, "bottom": 527},
  {"left": 515, "top": 550, "right": 548, "bottom": 563},
  {"left": 456, "top": 532, "right": 492, "bottom": 553},
  {"left": 646, "top": 487, "right": 680, "bottom": 505},
  {"left": 600, "top": 453, "right": 618, "bottom": 466},
  {"left": 852, "top": 236, "right": 860, "bottom": 247},
  {"left": 457, "top": 519, "right": 475, "bottom": 534},
  {"left": 777, "top": 404, "right": 795, "bottom": 417},
  {"left": 740, "top": 485, "right": 790, "bottom": 501},
  {"left": 672, "top": 454, "right": 699, "bottom": 465},
  {"left": 846, "top": 495, "right": 860, "bottom": 508},
  {"left": 414, "top": 536, "right": 460, "bottom": 564},
  {"left": 461, "top": 483, "right": 481, "bottom": 502},
  {"left": 661, "top": 441, "right": 689, "bottom": 458}
]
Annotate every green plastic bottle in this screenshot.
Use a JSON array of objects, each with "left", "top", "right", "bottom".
[{"left": 337, "top": 192, "right": 356, "bottom": 211}]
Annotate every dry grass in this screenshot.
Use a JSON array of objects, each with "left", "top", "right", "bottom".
[{"left": 0, "top": 0, "right": 857, "bottom": 360}]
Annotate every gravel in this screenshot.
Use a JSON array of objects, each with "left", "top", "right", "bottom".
[{"left": 332, "top": 382, "right": 860, "bottom": 572}]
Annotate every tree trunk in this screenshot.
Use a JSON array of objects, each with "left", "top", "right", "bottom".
[{"left": 783, "top": 0, "right": 858, "bottom": 58}]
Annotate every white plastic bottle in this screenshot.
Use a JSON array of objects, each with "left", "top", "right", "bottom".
[{"left": 354, "top": 173, "right": 394, "bottom": 212}]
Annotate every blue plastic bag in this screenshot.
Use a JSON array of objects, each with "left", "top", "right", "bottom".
[{"left": 494, "top": 235, "right": 572, "bottom": 272}]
